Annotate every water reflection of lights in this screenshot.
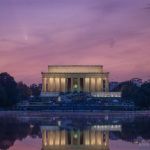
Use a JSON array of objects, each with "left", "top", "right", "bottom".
[
  {"left": 74, "top": 133, "right": 78, "bottom": 139},
  {"left": 91, "top": 125, "right": 122, "bottom": 131},
  {"left": 58, "top": 121, "right": 61, "bottom": 126},
  {"left": 30, "top": 124, "right": 34, "bottom": 128},
  {"left": 41, "top": 124, "right": 121, "bottom": 150}
]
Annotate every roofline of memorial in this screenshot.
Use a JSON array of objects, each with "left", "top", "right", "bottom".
[
  {"left": 41, "top": 72, "right": 109, "bottom": 74},
  {"left": 48, "top": 65, "right": 103, "bottom": 67}
]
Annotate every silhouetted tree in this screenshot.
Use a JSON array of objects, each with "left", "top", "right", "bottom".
[
  {"left": 0, "top": 72, "right": 18, "bottom": 107},
  {"left": 0, "top": 84, "right": 7, "bottom": 106},
  {"left": 113, "top": 81, "right": 150, "bottom": 109},
  {"left": 136, "top": 83, "right": 150, "bottom": 108},
  {"left": 30, "top": 84, "right": 41, "bottom": 97},
  {"left": 121, "top": 81, "right": 139, "bottom": 99},
  {"left": 17, "top": 82, "right": 31, "bottom": 100}
]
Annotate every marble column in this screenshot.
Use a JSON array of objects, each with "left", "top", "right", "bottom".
[
  {"left": 48, "top": 131, "right": 51, "bottom": 145},
  {"left": 102, "top": 78, "right": 104, "bottom": 92},
  {"left": 94, "top": 78, "right": 96, "bottom": 92},
  {"left": 53, "top": 78, "right": 55, "bottom": 92},
  {"left": 50, "top": 78, "right": 54, "bottom": 92},
  {"left": 49, "top": 131, "right": 54, "bottom": 145},
  {"left": 95, "top": 78, "right": 97, "bottom": 92},
  {"left": 58, "top": 77, "right": 61, "bottom": 92},
  {"left": 91, "top": 130, "right": 96, "bottom": 145},
  {"left": 55, "top": 78, "right": 59, "bottom": 92},
  {"left": 97, "top": 131, "right": 102, "bottom": 145},
  {"left": 48, "top": 78, "right": 50, "bottom": 92},
  {"left": 53, "top": 78, "right": 56, "bottom": 92},
  {"left": 60, "top": 130, "right": 66, "bottom": 145},
  {"left": 84, "top": 130, "right": 90, "bottom": 145},
  {"left": 42, "top": 77, "right": 47, "bottom": 93},
  {"left": 42, "top": 129, "right": 47, "bottom": 146},
  {"left": 90, "top": 78, "right": 96, "bottom": 92},
  {"left": 85, "top": 78, "right": 90, "bottom": 92},
  {"left": 59, "top": 77, "right": 62, "bottom": 92},
  {"left": 60, "top": 78, "right": 65, "bottom": 92},
  {"left": 55, "top": 130, "right": 60, "bottom": 145},
  {"left": 96, "top": 78, "right": 101, "bottom": 92},
  {"left": 78, "top": 78, "right": 80, "bottom": 92},
  {"left": 89, "top": 78, "right": 91, "bottom": 92},
  {"left": 64, "top": 78, "right": 66, "bottom": 92}
]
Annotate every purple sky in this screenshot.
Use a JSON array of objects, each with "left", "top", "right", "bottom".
[{"left": 0, "top": 0, "right": 150, "bottom": 84}]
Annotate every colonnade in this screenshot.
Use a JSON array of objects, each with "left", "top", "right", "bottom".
[
  {"left": 42, "top": 77, "right": 109, "bottom": 93},
  {"left": 84, "top": 130, "right": 109, "bottom": 146},
  {"left": 42, "top": 77, "right": 66, "bottom": 92},
  {"left": 42, "top": 130, "right": 66, "bottom": 146},
  {"left": 42, "top": 129, "right": 109, "bottom": 147},
  {"left": 84, "top": 78, "right": 109, "bottom": 92}
]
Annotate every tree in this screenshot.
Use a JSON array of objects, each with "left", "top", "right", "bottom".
[
  {"left": 30, "top": 84, "right": 41, "bottom": 98},
  {"left": 136, "top": 83, "right": 150, "bottom": 108},
  {"left": 113, "top": 80, "right": 150, "bottom": 109},
  {"left": 121, "top": 82, "right": 139, "bottom": 100},
  {"left": 0, "top": 84, "right": 7, "bottom": 106},
  {"left": 17, "top": 82, "right": 31, "bottom": 100},
  {"left": 0, "top": 72, "right": 18, "bottom": 106},
  {"left": 113, "top": 81, "right": 140, "bottom": 99}
]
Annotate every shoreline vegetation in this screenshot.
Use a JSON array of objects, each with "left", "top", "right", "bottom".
[
  {"left": 0, "top": 110, "right": 150, "bottom": 115},
  {"left": 0, "top": 72, "right": 150, "bottom": 110}
]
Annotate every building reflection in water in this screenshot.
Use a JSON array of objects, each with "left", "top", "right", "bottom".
[{"left": 41, "top": 125, "right": 121, "bottom": 150}]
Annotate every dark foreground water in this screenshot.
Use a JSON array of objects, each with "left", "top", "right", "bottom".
[{"left": 0, "top": 111, "right": 150, "bottom": 150}]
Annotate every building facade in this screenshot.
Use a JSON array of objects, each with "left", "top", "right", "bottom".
[
  {"left": 41, "top": 65, "right": 109, "bottom": 95},
  {"left": 41, "top": 125, "right": 121, "bottom": 150}
]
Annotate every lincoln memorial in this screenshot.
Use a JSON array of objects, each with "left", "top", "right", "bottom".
[
  {"left": 41, "top": 65, "right": 109, "bottom": 96},
  {"left": 41, "top": 125, "right": 121, "bottom": 150}
]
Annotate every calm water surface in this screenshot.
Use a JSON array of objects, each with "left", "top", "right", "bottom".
[{"left": 0, "top": 111, "right": 149, "bottom": 150}]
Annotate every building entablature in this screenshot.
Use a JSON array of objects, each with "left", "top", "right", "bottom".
[{"left": 41, "top": 72, "right": 109, "bottom": 78}]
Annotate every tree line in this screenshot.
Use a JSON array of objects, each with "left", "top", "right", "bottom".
[
  {"left": 0, "top": 72, "right": 41, "bottom": 107},
  {"left": 113, "top": 81, "right": 150, "bottom": 109},
  {"left": 0, "top": 72, "right": 150, "bottom": 109}
]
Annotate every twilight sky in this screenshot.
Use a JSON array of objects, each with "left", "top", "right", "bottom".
[{"left": 0, "top": 0, "right": 150, "bottom": 84}]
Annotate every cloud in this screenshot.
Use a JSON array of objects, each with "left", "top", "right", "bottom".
[{"left": 144, "top": 4, "right": 150, "bottom": 10}]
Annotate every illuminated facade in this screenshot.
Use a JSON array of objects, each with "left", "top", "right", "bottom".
[
  {"left": 41, "top": 125, "right": 121, "bottom": 150},
  {"left": 41, "top": 65, "right": 109, "bottom": 95}
]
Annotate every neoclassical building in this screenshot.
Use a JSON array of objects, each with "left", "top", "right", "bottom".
[
  {"left": 41, "top": 65, "right": 109, "bottom": 95},
  {"left": 41, "top": 125, "right": 121, "bottom": 150}
]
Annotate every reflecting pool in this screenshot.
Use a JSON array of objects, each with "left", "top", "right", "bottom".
[{"left": 0, "top": 111, "right": 149, "bottom": 150}]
